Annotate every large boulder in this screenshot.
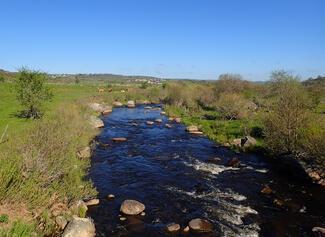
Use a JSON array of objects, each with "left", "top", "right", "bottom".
[
  {"left": 120, "top": 200, "right": 145, "bottom": 215},
  {"left": 89, "top": 116, "right": 104, "bottom": 129},
  {"left": 188, "top": 218, "right": 213, "bottom": 233},
  {"left": 127, "top": 100, "right": 135, "bottom": 108},
  {"left": 62, "top": 217, "right": 95, "bottom": 237},
  {"left": 77, "top": 147, "right": 91, "bottom": 159}
]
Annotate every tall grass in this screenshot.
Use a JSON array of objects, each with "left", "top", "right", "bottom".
[{"left": 0, "top": 102, "right": 97, "bottom": 235}]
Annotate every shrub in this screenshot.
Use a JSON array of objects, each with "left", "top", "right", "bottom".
[
  {"left": 15, "top": 68, "right": 53, "bottom": 119},
  {"left": 0, "top": 76, "right": 5, "bottom": 83},
  {"left": 263, "top": 71, "right": 311, "bottom": 156},
  {"left": 215, "top": 92, "right": 251, "bottom": 120}
]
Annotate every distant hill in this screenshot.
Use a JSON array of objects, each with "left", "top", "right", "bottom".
[{"left": 0, "top": 68, "right": 165, "bottom": 84}]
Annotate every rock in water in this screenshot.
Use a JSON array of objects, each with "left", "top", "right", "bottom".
[
  {"left": 186, "top": 125, "right": 199, "bottom": 132},
  {"left": 174, "top": 118, "right": 181, "bottom": 123},
  {"left": 112, "top": 137, "right": 127, "bottom": 142},
  {"left": 113, "top": 101, "right": 123, "bottom": 107},
  {"left": 62, "top": 217, "right": 95, "bottom": 237},
  {"left": 127, "top": 100, "right": 135, "bottom": 108},
  {"left": 165, "top": 124, "right": 172, "bottom": 128},
  {"left": 85, "top": 199, "right": 99, "bottom": 206},
  {"left": 227, "top": 157, "right": 240, "bottom": 167},
  {"left": 166, "top": 223, "right": 180, "bottom": 232},
  {"left": 77, "top": 147, "right": 91, "bottom": 159},
  {"left": 312, "top": 227, "right": 325, "bottom": 236},
  {"left": 120, "top": 200, "right": 145, "bottom": 215},
  {"left": 146, "top": 121, "right": 154, "bottom": 125},
  {"left": 155, "top": 118, "right": 163, "bottom": 123},
  {"left": 107, "top": 194, "right": 115, "bottom": 200},
  {"left": 261, "top": 185, "right": 273, "bottom": 195},
  {"left": 183, "top": 226, "right": 190, "bottom": 232},
  {"left": 188, "top": 218, "right": 213, "bottom": 233},
  {"left": 232, "top": 138, "right": 242, "bottom": 147},
  {"left": 89, "top": 116, "right": 104, "bottom": 128},
  {"left": 242, "top": 136, "right": 257, "bottom": 148},
  {"left": 207, "top": 157, "right": 221, "bottom": 164},
  {"left": 189, "top": 131, "right": 203, "bottom": 135}
]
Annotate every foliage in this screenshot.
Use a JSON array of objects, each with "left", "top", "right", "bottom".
[
  {"left": 215, "top": 92, "right": 252, "bottom": 120},
  {"left": 0, "top": 76, "right": 5, "bottom": 83},
  {"left": 263, "top": 71, "right": 311, "bottom": 155},
  {"left": 15, "top": 68, "right": 53, "bottom": 119}
]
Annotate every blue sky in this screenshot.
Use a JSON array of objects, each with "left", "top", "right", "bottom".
[{"left": 0, "top": 0, "right": 324, "bottom": 80}]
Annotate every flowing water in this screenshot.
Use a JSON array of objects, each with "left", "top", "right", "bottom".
[{"left": 88, "top": 105, "right": 325, "bottom": 237}]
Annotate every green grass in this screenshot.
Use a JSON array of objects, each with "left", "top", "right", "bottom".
[
  {"left": 0, "top": 82, "right": 101, "bottom": 236},
  {"left": 165, "top": 104, "right": 264, "bottom": 148},
  {"left": 0, "top": 82, "right": 98, "bottom": 137},
  {"left": 0, "top": 220, "right": 37, "bottom": 237}
]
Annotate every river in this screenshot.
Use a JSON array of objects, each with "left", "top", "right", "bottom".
[{"left": 88, "top": 105, "right": 325, "bottom": 237}]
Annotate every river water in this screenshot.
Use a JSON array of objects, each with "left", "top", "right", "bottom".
[{"left": 88, "top": 105, "right": 325, "bottom": 237}]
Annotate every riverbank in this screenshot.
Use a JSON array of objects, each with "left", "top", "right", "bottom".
[
  {"left": 164, "top": 104, "right": 325, "bottom": 186},
  {"left": 0, "top": 82, "right": 101, "bottom": 236}
]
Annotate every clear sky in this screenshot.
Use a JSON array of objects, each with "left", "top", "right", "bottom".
[{"left": 0, "top": 0, "right": 324, "bottom": 80}]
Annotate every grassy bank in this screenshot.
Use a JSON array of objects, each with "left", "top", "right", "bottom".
[{"left": 0, "top": 82, "right": 99, "bottom": 236}]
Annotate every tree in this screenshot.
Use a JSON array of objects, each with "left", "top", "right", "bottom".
[
  {"left": 0, "top": 76, "right": 5, "bottom": 83},
  {"left": 15, "top": 68, "right": 53, "bottom": 119},
  {"left": 263, "top": 71, "right": 310, "bottom": 155}
]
